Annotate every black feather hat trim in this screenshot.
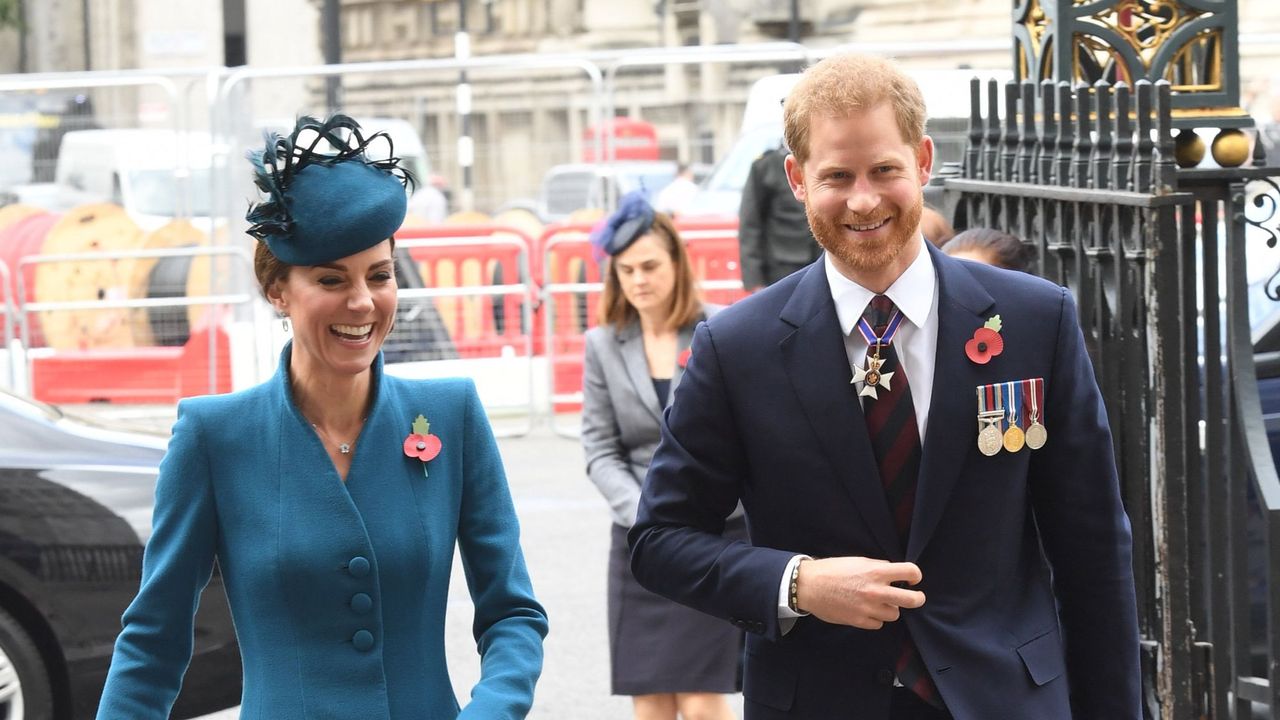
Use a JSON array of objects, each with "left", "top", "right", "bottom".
[{"left": 245, "top": 114, "right": 418, "bottom": 263}]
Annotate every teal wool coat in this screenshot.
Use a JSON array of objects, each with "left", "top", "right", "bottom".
[{"left": 96, "top": 346, "right": 548, "bottom": 719}]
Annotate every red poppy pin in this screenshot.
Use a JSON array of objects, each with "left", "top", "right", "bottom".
[
  {"left": 677, "top": 347, "right": 692, "bottom": 369},
  {"left": 403, "top": 414, "right": 442, "bottom": 477},
  {"left": 965, "top": 315, "right": 1005, "bottom": 365}
]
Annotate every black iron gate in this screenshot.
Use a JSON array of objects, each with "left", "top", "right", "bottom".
[{"left": 944, "top": 75, "right": 1280, "bottom": 719}]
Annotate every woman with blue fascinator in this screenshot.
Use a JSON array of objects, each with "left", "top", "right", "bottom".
[
  {"left": 581, "top": 192, "right": 745, "bottom": 720},
  {"left": 96, "top": 115, "right": 547, "bottom": 719}
]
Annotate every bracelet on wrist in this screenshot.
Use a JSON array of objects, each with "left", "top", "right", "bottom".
[{"left": 788, "top": 559, "right": 804, "bottom": 614}]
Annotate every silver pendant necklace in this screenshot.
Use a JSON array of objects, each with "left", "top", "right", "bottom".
[{"left": 312, "top": 418, "right": 367, "bottom": 455}]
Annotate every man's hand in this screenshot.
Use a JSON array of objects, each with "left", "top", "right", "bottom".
[{"left": 795, "top": 556, "right": 925, "bottom": 629}]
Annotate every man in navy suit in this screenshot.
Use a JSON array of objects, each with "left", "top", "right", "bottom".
[{"left": 629, "top": 53, "right": 1141, "bottom": 719}]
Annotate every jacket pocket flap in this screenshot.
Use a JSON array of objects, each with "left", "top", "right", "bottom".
[{"left": 1016, "top": 627, "right": 1065, "bottom": 686}]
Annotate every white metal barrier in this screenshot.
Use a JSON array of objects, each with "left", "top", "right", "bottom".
[{"left": 209, "top": 54, "right": 607, "bottom": 231}]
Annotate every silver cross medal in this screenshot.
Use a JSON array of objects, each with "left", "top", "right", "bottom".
[{"left": 852, "top": 343, "right": 894, "bottom": 399}]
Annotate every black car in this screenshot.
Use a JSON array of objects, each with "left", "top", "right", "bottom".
[{"left": 0, "top": 390, "right": 240, "bottom": 719}]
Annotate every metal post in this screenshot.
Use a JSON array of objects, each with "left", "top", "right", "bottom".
[
  {"left": 323, "top": 0, "right": 342, "bottom": 110},
  {"left": 788, "top": 0, "right": 800, "bottom": 43},
  {"left": 457, "top": 0, "right": 474, "bottom": 213},
  {"left": 80, "top": 0, "right": 91, "bottom": 70}
]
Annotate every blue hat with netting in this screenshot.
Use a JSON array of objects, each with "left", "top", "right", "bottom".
[
  {"left": 245, "top": 114, "right": 416, "bottom": 266},
  {"left": 589, "top": 191, "right": 656, "bottom": 258}
]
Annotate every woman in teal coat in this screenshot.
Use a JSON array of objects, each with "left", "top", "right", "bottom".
[{"left": 96, "top": 116, "right": 548, "bottom": 719}]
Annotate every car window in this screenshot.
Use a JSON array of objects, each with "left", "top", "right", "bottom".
[
  {"left": 703, "top": 125, "right": 783, "bottom": 195},
  {"left": 543, "top": 171, "right": 596, "bottom": 217}
]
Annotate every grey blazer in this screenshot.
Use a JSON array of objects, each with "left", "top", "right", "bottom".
[{"left": 582, "top": 309, "right": 718, "bottom": 528}]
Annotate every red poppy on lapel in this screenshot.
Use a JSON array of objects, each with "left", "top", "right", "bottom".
[
  {"left": 677, "top": 347, "right": 692, "bottom": 369},
  {"left": 965, "top": 315, "right": 1005, "bottom": 365},
  {"left": 403, "top": 414, "right": 442, "bottom": 462}
]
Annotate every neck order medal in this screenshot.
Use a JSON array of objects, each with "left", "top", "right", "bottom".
[
  {"left": 852, "top": 308, "right": 905, "bottom": 401},
  {"left": 852, "top": 349, "right": 894, "bottom": 399}
]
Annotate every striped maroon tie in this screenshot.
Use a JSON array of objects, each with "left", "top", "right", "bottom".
[{"left": 860, "top": 295, "right": 944, "bottom": 710}]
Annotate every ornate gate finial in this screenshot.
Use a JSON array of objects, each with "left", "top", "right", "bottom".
[{"left": 1013, "top": 0, "right": 1253, "bottom": 166}]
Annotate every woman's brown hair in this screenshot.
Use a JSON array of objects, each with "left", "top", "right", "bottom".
[
  {"left": 597, "top": 213, "right": 702, "bottom": 330},
  {"left": 253, "top": 237, "right": 398, "bottom": 300},
  {"left": 943, "top": 227, "right": 1033, "bottom": 272}
]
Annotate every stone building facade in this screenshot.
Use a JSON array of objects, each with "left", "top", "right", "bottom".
[
  {"left": 2, "top": 0, "right": 1279, "bottom": 210},
  {"left": 328, "top": 0, "right": 1280, "bottom": 211}
]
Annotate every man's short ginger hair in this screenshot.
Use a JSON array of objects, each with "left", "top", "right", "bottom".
[{"left": 783, "top": 54, "right": 928, "bottom": 165}]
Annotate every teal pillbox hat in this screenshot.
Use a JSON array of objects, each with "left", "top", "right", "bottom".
[{"left": 246, "top": 114, "right": 415, "bottom": 266}]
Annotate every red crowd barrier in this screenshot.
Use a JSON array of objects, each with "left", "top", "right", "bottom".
[
  {"left": 15, "top": 220, "right": 746, "bottom": 414},
  {"left": 395, "top": 225, "right": 536, "bottom": 359},
  {"left": 677, "top": 219, "right": 749, "bottom": 306},
  {"left": 30, "top": 315, "right": 231, "bottom": 404},
  {"left": 536, "top": 223, "right": 601, "bottom": 412}
]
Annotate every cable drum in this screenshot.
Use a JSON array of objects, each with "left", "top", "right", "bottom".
[
  {"left": 0, "top": 209, "right": 60, "bottom": 348},
  {"left": 33, "top": 203, "right": 143, "bottom": 351},
  {"left": 144, "top": 251, "right": 196, "bottom": 346},
  {"left": 130, "top": 220, "right": 211, "bottom": 347}
]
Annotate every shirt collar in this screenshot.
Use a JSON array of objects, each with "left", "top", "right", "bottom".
[{"left": 825, "top": 237, "right": 937, "bottom": 336}]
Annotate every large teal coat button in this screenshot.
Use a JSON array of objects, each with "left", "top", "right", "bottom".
[
  {"left": 348, "top": 556, "right": 370, "bottom": 577},
  {"left": 351, "top": 593, "right": 373, "bottom": 614},
  {"left": 352, "top": 629, "right": 374, "bottom": 651}
]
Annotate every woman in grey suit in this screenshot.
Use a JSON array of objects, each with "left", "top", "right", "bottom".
[{"left": 581, "top": 193, "right": 745, "bottom": 720}]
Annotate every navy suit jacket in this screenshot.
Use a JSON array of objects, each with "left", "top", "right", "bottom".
[
  {"left": 97, "top": 346, "right": 547, "bottom": 719},
  {"left": 630, "top": 245, "right": 1140, "bottom": 719}
]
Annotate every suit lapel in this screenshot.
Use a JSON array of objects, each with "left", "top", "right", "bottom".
[
  {"left": 909, "top": 246, "right": 996, "bottom": 560},
  {"left": 780, "top": 263, "right": 901, "bottom": 558},
  {"left": 616, "top": 321, "right": 663, "bottom": 422},
  {"left": 668, "top": 315, "right": 702, "bottom": 405}
]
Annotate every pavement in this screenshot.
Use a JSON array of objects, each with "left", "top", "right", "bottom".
[{"left": 66, "top": 405, "right": 745, "bottom": 719}]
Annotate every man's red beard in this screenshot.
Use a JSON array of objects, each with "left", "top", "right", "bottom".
[{"left": 805, "top": 195, "right": 923, "bottom": 275}]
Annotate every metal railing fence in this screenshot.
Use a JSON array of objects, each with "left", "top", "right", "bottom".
[{"left": 948, "top": 74, "right": 1280, "bottom": 719}]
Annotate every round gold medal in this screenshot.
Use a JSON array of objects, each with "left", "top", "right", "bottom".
[
  {"left": 978, "top": 424, "right": 1002, "bottom": 456},
  {"left": 1025, "top": 422, "right": 1048, "bottom": 450},
  {"left": 1003, "top": 425, "right": 1026, "bottom": 453}
]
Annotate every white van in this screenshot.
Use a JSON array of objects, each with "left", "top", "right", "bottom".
[
  {"left": 53, "top": 128, "right": 215, "bottom": 228},
  {"left": 683, "top": 68, "right": 1014, "bottom": 220}
]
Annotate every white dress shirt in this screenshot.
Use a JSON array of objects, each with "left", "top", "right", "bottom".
[
  {"left": 826, "top": 238, "right": 939, "bottom": 440},
  {"left": 778, "top": 237, "right": 941, "bottom": 625}
]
